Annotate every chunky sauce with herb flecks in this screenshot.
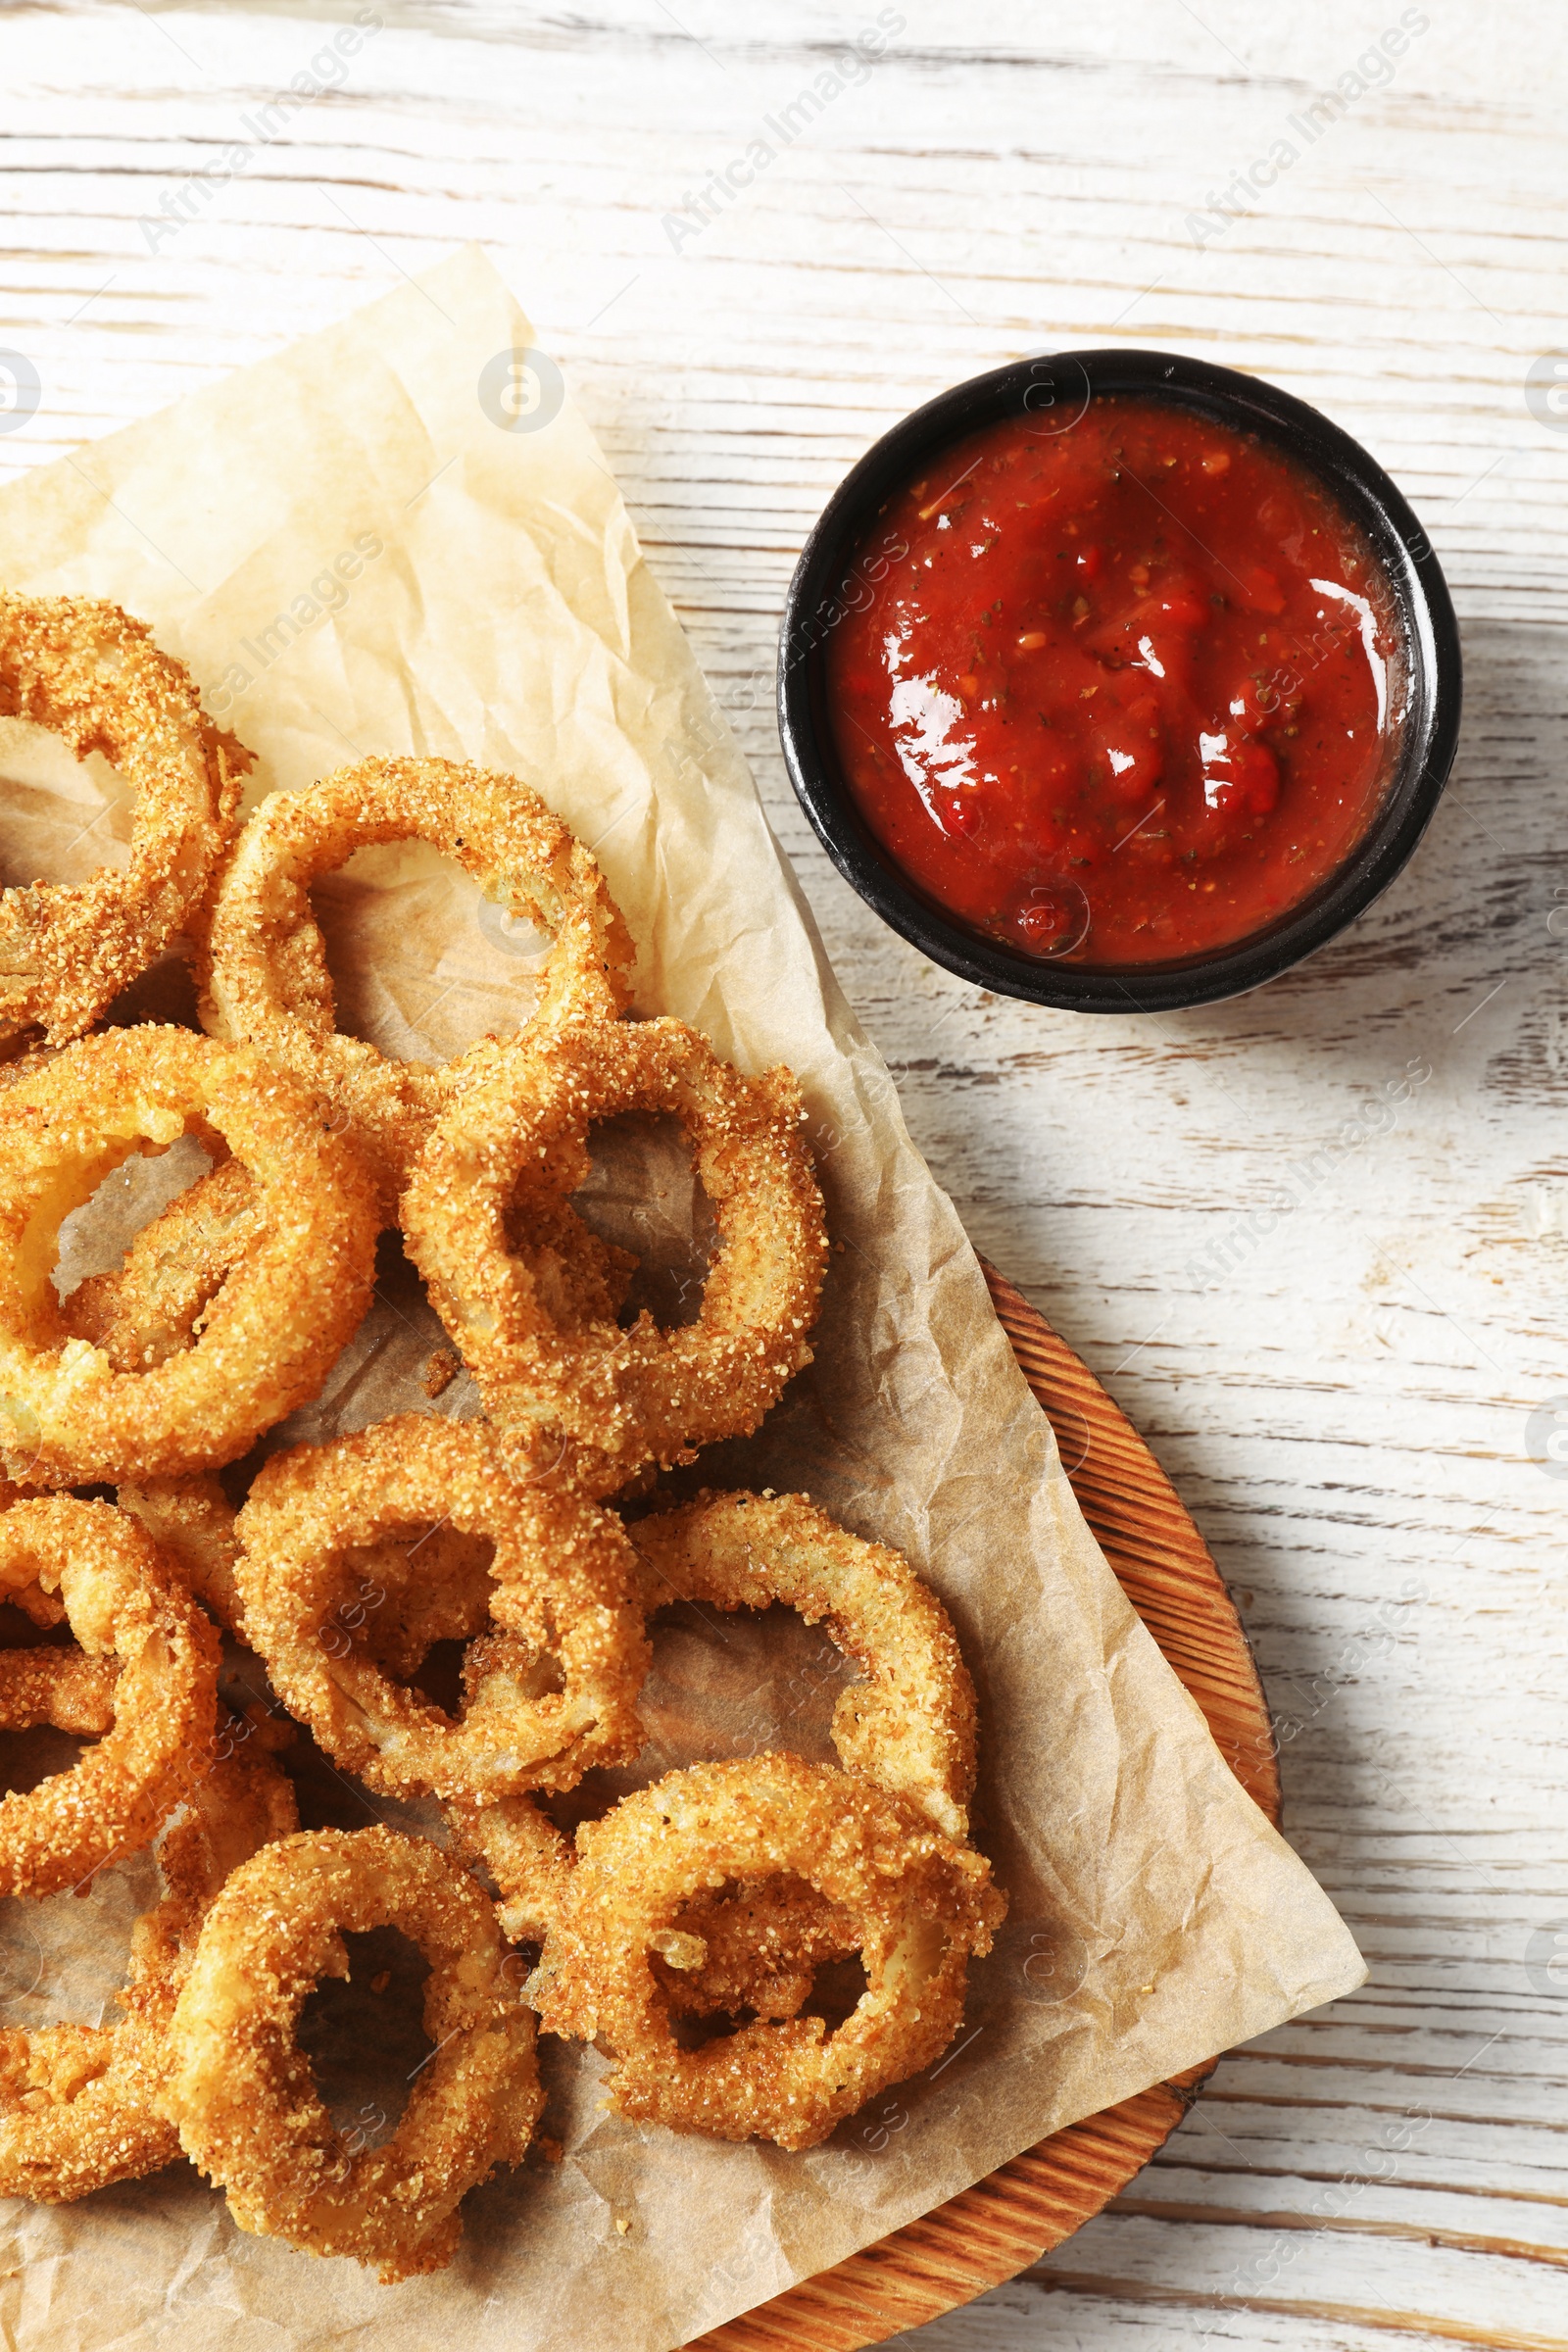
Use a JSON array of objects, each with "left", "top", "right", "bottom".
[{"left": 825, "top": 395, "right": 1400, "bottom": 964}]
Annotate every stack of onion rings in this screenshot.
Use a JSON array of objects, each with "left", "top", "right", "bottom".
[
  {"left": 73, "top": 752, "right": 640, "bottom": 1349},
  {"left": 0, "top": 595, "right": 247, "bottom": 1048},
  {"left": 0, "top": 662, "right": 1013, "bottom": 2261},
  {"left": 455, "top": 1484, "right": 980, "bottom": 1996},
  {"left": 0, "top": 1027, "right": 378, "bottom": 1483},
  {"left": 0, "top": 1496, "right": 220, "bottom": 1897},
  {"left": 234, "top": 1414, "right": 650, "bottom": 1800},
  {"left": 401, "top": 1015, "right": 828, "bottom": 1494},
  {"left": 531, "top": 1755, "right": 1004, "bottom": 2151},
  {"left": 161, "top": 1824, "right": 543, "bottom": 2281},
  {"left": 638, "top": 1494, "right": 982, "bottom": 2030},
  {"left": 0, "top": 1749, "right": 297, "bottom": 2202}
]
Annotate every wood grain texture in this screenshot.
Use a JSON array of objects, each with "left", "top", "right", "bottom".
[
  {"left": 696, "top": 1263, "right": 1276, "bottom": 2351},
  {"left": 0, "top": 4, "right": 1563, "bottom": 2343}
]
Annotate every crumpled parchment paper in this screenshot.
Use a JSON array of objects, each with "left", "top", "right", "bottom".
[{"left": 0, "top": 246, "right": 1363, "bottom": 2352}]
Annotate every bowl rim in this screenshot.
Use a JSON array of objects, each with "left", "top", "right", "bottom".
[{"left": 776, "top": 346, "right": 1463, "bottom": 1013}]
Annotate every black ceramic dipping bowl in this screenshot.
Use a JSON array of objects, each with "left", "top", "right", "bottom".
[{"left": 777, "top": 349, "right": 1462, "bottom": 1013}]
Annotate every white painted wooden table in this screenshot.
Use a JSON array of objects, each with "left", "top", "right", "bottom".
[{"left": 3, "top": 5, "right": 1565, "bottom": 2344}]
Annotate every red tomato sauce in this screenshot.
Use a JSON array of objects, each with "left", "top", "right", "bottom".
[{"left": 824, "top": 395, "right": 1400, "bottom": 964}]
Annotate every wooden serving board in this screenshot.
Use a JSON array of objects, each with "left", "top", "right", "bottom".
[{"left": 693, "top": 1260, "right": 1281, "bottom": 2352}]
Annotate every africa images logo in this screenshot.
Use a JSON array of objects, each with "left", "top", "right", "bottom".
[
  {"left": 477, "top": 348, "right": 565, "bottom": 435},
  {"left": 1523, "top": 1396, "right": 1568, "bottom": 1480},
  {"left": 0, "top": 351, "right": 40, "bottom": 436}
]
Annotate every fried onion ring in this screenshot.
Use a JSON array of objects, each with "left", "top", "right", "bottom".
[
  {"left": 401, "top": 1018, "right": 827, "bottom": 1494},
  {"left": 531, "top": 1755, "right": 1004, "bottom": 2150},
  {"left": 0, "top": 1027, "right": 378, "bottom": 1483},
  {"left": 632, "top": 1491, "right": 976, "bottom": 1839},
  {"left": 234, "top": 1414, "right": 650, "bottom": 1801},
  {"left": 0, "top": 595, "right": 247, "bottom": 1048},
  {"left": 197, "top": 757, "right": 635, "bottom": 1203},
  {"left": 0, "top": 1496, "right": 220, "bottom": 1897},
  {"left": 0, "top": 1748, "right": 297, "bottom": 2202},
  {"left": 162, "top": 1824, "right": 543, "bottom": 2280}
]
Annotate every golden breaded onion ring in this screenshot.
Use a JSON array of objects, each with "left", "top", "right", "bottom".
[
  {"left": 234, "top": 1414, "right": 650, "bottom": 1801},
  {"left": 0, "top": 1027, "right": 378, "bottom": 1484},
  {"left": 632, "top": 1490, "right": 977, "bottom": 1838},
  {"left": 0, "top": 1496, "right": 220, "bottom": 1897},
  {"left": 0, "top": 1747, "right": 297, "bottom": 2202},
  {"left": 0, "top": 595, "right": 247, "bottom": 1048},
  {"left": 161, "top": 1825, "right": 543, "bottom": 2281},
  {"left": 401, "top": 1017, "right": 828, "bottom": 1494},
  {"left": 531, "top": 1754, "right": 1004, "bottom": 2151},
  {"left": 197, "top": 757, "right": 635, "bottom": 1204}
]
